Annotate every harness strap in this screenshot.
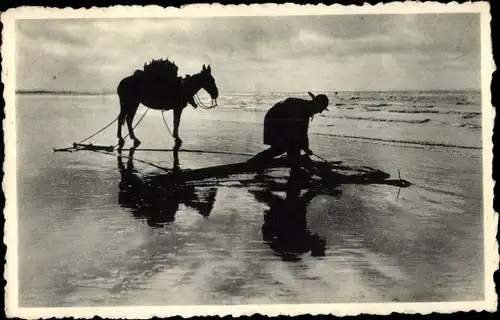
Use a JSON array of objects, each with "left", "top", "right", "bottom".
[{"left": 194, "top": 93, "right": 217, "bottom": 109}]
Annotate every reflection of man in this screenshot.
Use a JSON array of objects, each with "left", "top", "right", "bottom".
[
  {"left": 251, "top": 173, "right": 330, "bottom": 261},
  {"left": 250, "top": 92, "right": 329, "bottom": 176}
]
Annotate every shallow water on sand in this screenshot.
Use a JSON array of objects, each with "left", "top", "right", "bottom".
[{"left": 16, "top": 94, "right": 483, "bottom": 306}]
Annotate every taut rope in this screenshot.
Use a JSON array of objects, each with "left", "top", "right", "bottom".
[
  {"left": 77, "top": 117, "right": 118, "bottom": 144},
  {"left": 161, "top": 110, "right": 175, "bottom": 139}
]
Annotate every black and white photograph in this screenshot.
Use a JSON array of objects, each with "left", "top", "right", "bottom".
[{"left": 2, "top": 2, "right": 497, "bottom": 318}]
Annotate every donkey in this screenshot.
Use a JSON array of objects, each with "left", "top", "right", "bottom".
[{"left": 117, "top": 61, "right": 219, "bottom": 149}]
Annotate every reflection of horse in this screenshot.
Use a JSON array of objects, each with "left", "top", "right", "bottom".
[
  {"left": 117, "top": 148, "right": 218, "bottom": 228},
  {"left": 250, "top": 171, "right": 342, "bottom": 261},
  {"left": 117, "top": 59, "right": 219, "bottom": 149}
]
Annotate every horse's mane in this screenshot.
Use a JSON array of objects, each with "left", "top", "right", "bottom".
[{"left": 140, "top": 58, "right": 179, "bottom": 82}]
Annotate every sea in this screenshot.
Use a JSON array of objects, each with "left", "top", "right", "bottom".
[
  {"left": 209, "top": 90, "right": 482, "bottom": 149},
  {"left": 14, "top": 90, "right": 485, "bottom": 306}
]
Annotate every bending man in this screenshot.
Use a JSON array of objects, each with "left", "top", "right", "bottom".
[{"left": 250, "top": 91, "right": 330, "bottom": 176}]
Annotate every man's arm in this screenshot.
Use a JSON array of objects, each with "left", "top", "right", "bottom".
[
  {"left": 298, "top": 120, "right": 313, "bottom": 155},
  {"left": 301, "top": 137, "right": 311, "bottom": 153}
]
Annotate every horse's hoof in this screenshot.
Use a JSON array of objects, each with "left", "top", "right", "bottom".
[
  {"left": 175, "top": 139, "right": 183, "bottom": 148},
  {"left": 133, "top": 139, "right": 141, "bottom": 148}
]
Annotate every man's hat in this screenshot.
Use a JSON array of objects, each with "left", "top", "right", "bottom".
[{"left": 308, "top": 91, "right": 329, "bottom": 111}]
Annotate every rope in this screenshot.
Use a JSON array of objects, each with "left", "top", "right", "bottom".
[
  {"left": 311, "top": 152, "right": 329, "bottom": 163},
  {"left": 78, "top": 117, "right": 118, "bottom": 144},
  {"left": 119, "top": 148, "right": 255, "bottom": 157},
  {"left": 161, "top": 110, "right": 175, "bottom": 138},
  {"left": 194, "top": 93, "right": 216, "bottom": 109},
  {"left": 91, "top": 149, "right": 171, "bottom": 173}
]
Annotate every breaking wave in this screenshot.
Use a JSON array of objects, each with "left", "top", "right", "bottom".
[
  {"left": 361, "top": 103, "right": 392, "bottom": 111},
  {"left": 388, "top": 109, "right": 481, "bottom": 116},
  {"left": 322, "top": 115, "right": 431, "bottom": 124},
  {"left": 364, "top": 107, "right": 383, "bottom": 112},
  {"left": 364, "top": 103, "right": 392, "bottom": 107},
  {"left": 313, "top": 133, "right": 481, "bottom": 150},
  {"left": 453, "top": 122, "right": 482, "bottom": 129},
  {"left": 461, "top": 113, "right": 477, "bottom": 119},
  {"left": 412, "top": 105, "right": 435, "bottom": 108}
]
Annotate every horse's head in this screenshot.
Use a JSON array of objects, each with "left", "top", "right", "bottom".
[{"left": 200, "top": 64, "right": 219, "bottom": 104}]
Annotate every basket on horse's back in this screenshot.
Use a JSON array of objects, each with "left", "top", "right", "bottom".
[{"left": 141, "top": 58, "right": 179, "bottom": 83}]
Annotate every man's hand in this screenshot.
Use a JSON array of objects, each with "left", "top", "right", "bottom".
[{"left": 305, "top": 149, "right": 313, "bottom": 156}]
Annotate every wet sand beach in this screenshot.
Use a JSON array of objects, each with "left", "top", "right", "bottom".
[{"left": 17, "top": 93, "right": 483, "bottom": 306}]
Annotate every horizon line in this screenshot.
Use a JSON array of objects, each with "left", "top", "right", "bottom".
[{"left": 16, "top": 88, "right": 481, "bottom": 95}]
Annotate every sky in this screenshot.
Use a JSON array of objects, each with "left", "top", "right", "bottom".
[{"left": 15, "top": 13, "right": 481, "bottom": 93}]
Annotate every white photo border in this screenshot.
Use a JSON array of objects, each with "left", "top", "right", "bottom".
[{"left": 2, "top": 2, "right": 497, "bottom": 318}]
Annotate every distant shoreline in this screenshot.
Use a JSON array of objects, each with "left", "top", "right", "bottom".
[
  {"left": 16, "top": 90, "right": 115, "bottom": 96},
  {"left": 16, "top": 89, "right": 481, "bottom": 96}
]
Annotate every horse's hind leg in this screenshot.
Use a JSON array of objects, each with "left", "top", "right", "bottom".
[
  {"left": 117, "top": 97, "right": 127, "bottom": 149},
  {"left": 117, "top": 111, "right": 126, "bottom": 150},
  {"left": 173, "top": 108, "right": 184, "bottom": 148},
  {"left": 126, "top": 104, "right": 141, "bottom": 148}
]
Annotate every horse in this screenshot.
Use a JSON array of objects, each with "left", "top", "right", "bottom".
[{"left": 117, "top": 62, "right": 219, "bottom": 149}]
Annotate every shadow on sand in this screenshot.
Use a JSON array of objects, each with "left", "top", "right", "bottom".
[{"left": 117, "top": 148, "right": 412, "bottom": 258}]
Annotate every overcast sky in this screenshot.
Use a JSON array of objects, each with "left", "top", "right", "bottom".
[{"left": 16, "top": 14, "right": 481, "bottom": 92}]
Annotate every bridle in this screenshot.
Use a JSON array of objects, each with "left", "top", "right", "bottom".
[
  {"left": 194, "top": 92, "right": 217, "bottom": 109},
  {"left": 185, "top": 72, "right": 218, "bottom": 109}
]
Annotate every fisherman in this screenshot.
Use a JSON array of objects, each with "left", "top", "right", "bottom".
[{"left": 249, "top": 91, "right": 330, "bottom": 176}]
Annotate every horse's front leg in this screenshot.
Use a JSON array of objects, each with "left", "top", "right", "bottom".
[{"left": 173, "top": 107, "right": 184, "bottom": 148}]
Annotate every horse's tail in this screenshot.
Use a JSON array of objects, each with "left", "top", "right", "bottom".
[{"left": 118, "top": 96, "right": 126, "bottom": 127}]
